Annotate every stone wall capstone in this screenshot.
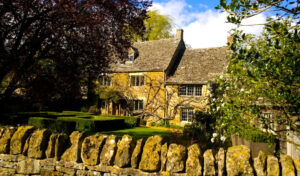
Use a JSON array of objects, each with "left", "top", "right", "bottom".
[{"left": 0, "top": 125, "right": 299, "bottom": 176}]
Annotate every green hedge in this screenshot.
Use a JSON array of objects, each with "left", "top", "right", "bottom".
[
  {"left": 57, "top": 116, "right": 125, "bottom": 132},
  {"left": 28, "top": 117, "right": 76, "bottom": 134}
]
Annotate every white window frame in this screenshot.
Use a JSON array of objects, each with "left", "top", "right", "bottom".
[
  {"left": 181, "top": 108, "right": 194, "bottom": 122},
  {"left": 179, "top": 85, "right": 202, "bottom": 97}
]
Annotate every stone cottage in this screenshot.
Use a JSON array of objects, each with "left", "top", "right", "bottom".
[{"left": 96, "top": 29, "right": 228, "bottom": 126}]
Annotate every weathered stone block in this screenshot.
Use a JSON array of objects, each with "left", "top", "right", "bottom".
[
  {"left": 254, "top": 151, "right": 266, "bottom": 176},
  {"left": 131, "top": 138, "right": 143, "bottom": 169},
  {"left": 139, "top": 135, "right": 163, "bottom": 172},
  {"left": 281, "top": 155, "right": 295, "bottom": 176},
  {"left": 17, "top": 158, "right": 40, "bottom": 174},
  {"left": 0, "top": 126, "right": 16, "bottom": 154},
  {"left": 61, "top": 131, "right": 85, "bottom": 162},
  {"left": 28, "top": 129, "right": 51, "bottom": 159},
  {"left": 186, "top": 144, "right": 202, "bottom": 176},
  {"left": 56, "top": 165, "right": 76, "bottom": 175},
  {"left": 77, "top": 170, "right": 103, "bottom": 176},
  {"left": 266, "top": 155, "right": 279, "bottom": 176},
  {"left": 216, "top": 148, "right": 225, "bottom": 176},
  {"left": 166, "top": 143, "right": 186, "bottom": 173},
  {"left": 10, "top": 126, "right": 36, "bottom": 155},
  {"left": 226, "top": 145, "right": 254, "bottom": 176},
  {"left": 81, "top": 134, "right": 106, "bottom": 166},
  {"left": 203, "top": 149, "right": 215, "bottom": 176},
  {"left": 41, "top": 169, "right": 64, "bottom": 176},
  {"left": 54, "top": 133, "right": 69, "bottom": 161},
  {"left": 45, "top": 134, "right": 58, "bottom": 158},
  {"left": 100, "top": 135, "right": 118, "bottom": 166},
  {"left": 160, "top": 143, "right": 168, "bottom": 171},
  {"left": 0, "top": 167, "right": 15, "bottom": 176},
  {"left": 294, "top": 158, "right": 300, "bottom": 176},
  {"left": 114, "top": 135, "right": 135, "bottom": 168}
]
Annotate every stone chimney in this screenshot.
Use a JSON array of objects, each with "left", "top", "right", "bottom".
[{"left": 176, "top": 29, "right": 183, "bottom": 39}]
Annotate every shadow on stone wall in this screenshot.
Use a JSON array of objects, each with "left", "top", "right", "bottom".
[{"left": 0, "top": 125, "right": 299, "bottom": 176}]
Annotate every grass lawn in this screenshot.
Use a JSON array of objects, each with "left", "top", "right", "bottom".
[{"left": 99, "top": 127, "right": 170, "bottom": 142}]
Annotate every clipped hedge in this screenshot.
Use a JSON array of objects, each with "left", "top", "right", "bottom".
[
  {"left": 28, "top": 117, "right": 76, "bottom": 134},
  {"left": 57, "top": 116, "right": 125, "bottom": 132}
]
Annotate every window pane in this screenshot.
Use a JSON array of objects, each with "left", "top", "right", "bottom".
[
  {"left": 140, "top": 76, "right": 144, "bottom": 86},
  {"left": 136, "top": 76, "right": 139, "bottom": 86},
  {"left": 134, "top": 100, "right": 139, "bottom": 110},
  {"left": 139, "top": 100, "right": 143, "bottom": 110},
  {"left": 195, "top": 85, "right": 202, "bottom": 96},
  {"left": 181, "top": 109, "right": 187, "bottom": 121},
  {"left": 179, "top": 86, "right": 186, "bottom": 96},
  {"left": 187, "top": 86, "right": 194, "bottom": 96},
  {"left": 131, "top": 76, "right": 135, "bottom": 86},
  {"left": 187, "top": 109, "right": 194, "bottom": 122}
]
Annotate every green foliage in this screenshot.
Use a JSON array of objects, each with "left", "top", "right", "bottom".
[
  {"left": 216, "top": 0, "right": 299, "bottom": 24},
  {"left": 210, "top": 12, "right": 299, "bottom": 144},
  {"left": 134, "top": 10, "right": 173, "bottom": 41},
  {"left": 80, "top": 106, "right": 89, "bottom": 112},
  {"left": 100, "top": 90, "right": 123, "bottom": 104},
  {"left": 28, "top": 117, "right": 75, "bottom": 134},
  {"left": 239, "top": 127, "right": 276, "bottom": 143}
]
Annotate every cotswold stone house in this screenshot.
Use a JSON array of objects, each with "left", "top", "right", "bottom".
[{"left": 97, "top": 29, "right": 228, "bottom": 126}]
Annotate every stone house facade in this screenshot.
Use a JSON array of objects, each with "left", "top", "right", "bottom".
[{"left": 97, "top": 29, "right": 228, "bottom": 126}]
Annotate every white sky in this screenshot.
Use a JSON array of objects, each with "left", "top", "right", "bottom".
[{"left": 151, "top": 0, "right": 267, "bottom": 48}]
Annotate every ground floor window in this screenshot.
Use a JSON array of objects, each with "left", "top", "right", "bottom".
[
  {"left": 134, "top": 100, "right": 143, "bottom": 111},
  {"left": 181, "top": 108, "right": 194, "bottom": 122}
]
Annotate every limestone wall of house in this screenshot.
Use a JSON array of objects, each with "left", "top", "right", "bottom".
[
  {"left": 0, "top": 126, "right": 299, "bottom": 176},
  {"left": 99, "top": 72, "right": 166, "bottom": 119},
  {"left": 166, "top": 84, "right": 210, "bottom": 126}
]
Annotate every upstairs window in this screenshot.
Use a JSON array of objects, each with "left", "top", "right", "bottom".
[
  {"left": 179, "top": 85, "right": 202, "bottom": 96},
  {"left": 128, "top": 53, "right": 134, "bottom": 62},
  {"left": 99, "top": 75, "right": 111, "bottom": 86},
  {"left": 134, "top": 100, "right": 143, "bottom": 111},
  {"left": 181, "top": 108, "right": 194, "bottom": 122},
  {"left": 130, "top": 75, "right": 144, "bottom": 86}
]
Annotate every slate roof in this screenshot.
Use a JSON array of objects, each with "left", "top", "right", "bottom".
[
  {"left": 166, "top": 47, "right": 228, "bottom": 84},
  {"left": 109, "top": 38, "right": 181, "bottom": 72}
]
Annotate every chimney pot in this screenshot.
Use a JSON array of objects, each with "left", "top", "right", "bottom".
[{"left": 176, "top": 29, "right": 183, "bottom": 39}]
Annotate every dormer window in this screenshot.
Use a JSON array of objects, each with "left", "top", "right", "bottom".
[{"left": 128, "top": 53, "right": 134, "bottom": 62}]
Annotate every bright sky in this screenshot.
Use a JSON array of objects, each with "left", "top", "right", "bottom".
[{"left": 152, "top": 0, "right": 267, "bottom": 48}]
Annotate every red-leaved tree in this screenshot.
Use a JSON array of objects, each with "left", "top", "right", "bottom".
[{"left": 0, "top": 0, "right": 151, "bottom": 109}]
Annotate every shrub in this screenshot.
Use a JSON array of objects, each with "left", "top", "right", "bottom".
[
  {"left": 88, "top": 105, "right": 100, "bottom": 115},
  {"left": 28, "top": 117, "right": 75, "bottom": 134},
  {"left": 80, "top": 106, "right": 89, "bottom": 112},
  {"left": 123, "top": 116, "right": 140, "bottom": 128},
  {"left": 239, "top": 128, "right": 276, "bottom": 144},
  {"left": 57, "top": 116, "right": 125, "bottom": 132}
]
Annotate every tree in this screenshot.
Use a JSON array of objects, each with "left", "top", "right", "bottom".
[
  {"left": 135, "top": 10, "right": 173, "bottom": 41},
  {"left": 0, "top": 0, "right": 151, "bottom": 108},
  {"left": 211, "top": 0, "right": 300, "bottom": 146}
]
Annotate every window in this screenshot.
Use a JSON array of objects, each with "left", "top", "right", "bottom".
[
  {"left": 128, "top": 53, "right": 134, "bottom": 62},
  {"left": 179, "top": 85, "right": 202, "bottom": 96},
  {"left": 130, "top": 76, "right": 144, "bottom": 86},
  {"left": 133, "top": 100, "right": 143, "bottom": 111},
  {"left": 260, "top": 112, "right": 280, "bottom": 131},
  {"left": 99, "top": 75, "right": 111, "bottom": 86},
  {"left": 181, "top": 108, "right": 194, "bottom": 122}
]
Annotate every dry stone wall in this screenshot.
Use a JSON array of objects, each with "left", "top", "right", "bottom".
[{"left": 0, "top": 125, "right": 299, "bottom": 176}]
